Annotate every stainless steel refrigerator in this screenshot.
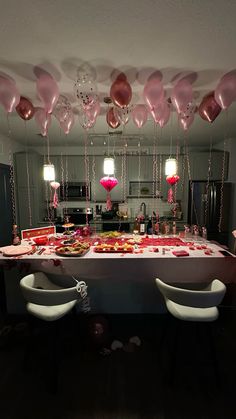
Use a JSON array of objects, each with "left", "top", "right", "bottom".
[{"left": 188, "top": 181, "right": 231, "bottom": 245}]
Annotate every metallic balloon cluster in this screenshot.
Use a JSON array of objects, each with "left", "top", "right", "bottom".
[{"left": 1, "top": 69, "right": 236, "bottom": 137}]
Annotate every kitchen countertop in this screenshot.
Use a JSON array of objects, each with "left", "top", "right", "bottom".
[
  {"left": 1, "top": 236, "right": 235, "bottom": 314},
  {"left": 0, "top": 237, "right": 235, "bottom": 281}
]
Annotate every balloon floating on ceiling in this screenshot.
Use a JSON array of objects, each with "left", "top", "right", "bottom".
[
  {"left": 0, "top": 76, "right": 20, "bottom": 113},
  {"left": 110, "top": 77, "right": 132, "bottom": 108},
  {"left": 16, "top": 96, "right": 35, "bottom": 121},
  {"left": 1, "top": 68, "right": 236, "bottom": 134},
  {"left": 106, "top": 107, "right": 120, "bottom": 129},
  {"left": 36, "top": 74, "right": 59, "bottom": 114},
  {"left": 198, "top": 92, "right": 221, "bottom": 123}
]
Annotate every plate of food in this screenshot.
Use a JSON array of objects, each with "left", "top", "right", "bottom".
[
  {"left": 94, "top": 243, "right": 133, "bottom": 253},
  {"left": 127, "top": 237, "right": 143, "bottom": 244},
  {"left": 99, "top": 231, "right": 122, "bottom": 239},
  {"left": 55, "top": 241, "right": 90, "bottom": 257}
]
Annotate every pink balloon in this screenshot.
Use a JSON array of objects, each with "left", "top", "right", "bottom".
[
  {"left": 35, "top": 108, "right": 52, "bottom": 136},
  {"left": 158, "top": 102, "right": 171, "bottom": 128},
  {"left": 60, "top": 111, "right": 75, "bottom": 135},
  {"left": 150, "top": 100, "right": 170, "bottom": 127},
  {"left": 143, "top": 79, "right": 164, "bottom": 110},
  {"left": 36, "top": 74, "right": 59, "bottom": 114},
  {"left": 132, "top": 104, "right": 148, "bottom": 128},
  {"left": 86, "top": 101, "right": 100, "bottom": 121},
  {"left": 114, "top": 106, "right": 131, "bottom": 125},
  {"left": 171, "top": 80, "right": 193, "bottom": 114},
  {"left": 78, "top": 111, "right": 96, "bottom": 130},
  {"left": 0, "top": 77, "right": 20, "bottom": 113},
  {"left": 179, "top": 113, "right": 194, "bottom": 131},
  {"left": 214, "top": 74, "right": 236, "bottom": 109}
]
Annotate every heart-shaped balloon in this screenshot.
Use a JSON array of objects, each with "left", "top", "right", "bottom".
[{"left": 166, "top": 175, "right": 180, "bottom": 186}]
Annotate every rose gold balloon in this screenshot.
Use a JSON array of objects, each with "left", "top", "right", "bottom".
[
  {"left": 16, "top": 96, "right": 35, "bottom": 120},
  {"left": 106, "top": 107, "right": 120, "bottom": 129},
  {"left": 199, "top": 92, "right": 221, "bottom": 123},
  {"left": 110, "top": 78, "right": 132, "bottom": 108}
]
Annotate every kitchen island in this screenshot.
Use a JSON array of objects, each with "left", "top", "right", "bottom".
[{"left": 1, "top": 236, "right": 235, "bottom": 314}]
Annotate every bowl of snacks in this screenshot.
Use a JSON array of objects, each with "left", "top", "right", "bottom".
[{"left": 33, "top": 236, "right": 48, "bottom": 245}]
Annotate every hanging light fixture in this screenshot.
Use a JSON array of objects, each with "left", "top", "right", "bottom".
[
  {"left": 103, "top": 157, "right": 115, "bottom": 175},
  {"left": 43, "top": 163, "right": 55, "bottom": 181},
  {"left": 165, "top": 158, "right": 177, "bottom": 176}
]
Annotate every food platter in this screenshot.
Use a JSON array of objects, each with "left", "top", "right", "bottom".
[
  {"left": 99, "top": 231, "right": 122, "bottom": 239},
  {"left": 55, "top": 241, "right": 90, "bottom": 257},
  {"left": 94, "top": 243, "right": 133, "bottom": 253}
]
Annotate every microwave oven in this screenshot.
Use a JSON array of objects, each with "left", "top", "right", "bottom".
[{"left": 60, "top": 182, "right": 91, "bottom": 200}]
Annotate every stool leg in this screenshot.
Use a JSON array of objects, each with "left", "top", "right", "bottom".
[
  {"left": 22, "top": 314, "right": 35, "bottom": 372},
  {"left": 168, "top": 319, "right": 180, "bottom": 386},
  {"left": 206, "top": 322, "right": 221, "bottom": 387},
  {"left": 47, "top": 320, "right": 60, "bottom": 394}
]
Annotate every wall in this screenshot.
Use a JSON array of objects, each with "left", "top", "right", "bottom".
[
  {"left": 0, "top": 133, "right": 24, "bottom": 165},
  {"left": 57, "top": 197, "right": 172, "bottom": 220}
]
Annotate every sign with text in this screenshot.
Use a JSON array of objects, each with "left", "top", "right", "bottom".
[{"left": 21, "top": 226, "right": 56, "bottom": 240}]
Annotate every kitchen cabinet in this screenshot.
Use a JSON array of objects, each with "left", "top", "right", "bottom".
[
  {"left": 14, "top": 151, "right": 44, "bottom": 230},
  {"left": 14, "top": 152, "right": 41, "bottom": 187},
  {"left": 16, "top": 187, "right": 43, "bottom": 230},
  {"left": 189, "top": 151, "right": 228, "bottom": 181},
  {"left": 50, "top": 155, "right": 86, "bottom": 182},
  {"left": 127, "top": 155, "right": 153, "bottom": 181}
]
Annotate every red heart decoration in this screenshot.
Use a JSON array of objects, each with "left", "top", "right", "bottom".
[{"left": 166, "top": 175, "right": 180, "bottom": 186}]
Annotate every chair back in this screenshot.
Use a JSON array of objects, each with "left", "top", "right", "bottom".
[
  {"left": 20, "top": 272, "right": 79, "bottom": 306},
  {"left": 155, "top": 278, "right": 226, "bottom": 308}
]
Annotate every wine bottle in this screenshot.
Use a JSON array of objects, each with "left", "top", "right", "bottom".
[
  {"left": 147, "top": 216, "right": 153, "bottom": 235},
  {"left": 139, "top": 219, "right": 145, "bottom": 235},
  {"left": 133, "top": 218, "right": 140, "bottom": 234}
]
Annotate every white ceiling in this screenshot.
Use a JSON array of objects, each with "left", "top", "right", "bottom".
[{"left": 0, "top": 0, "right": 236, "bottom": 147}]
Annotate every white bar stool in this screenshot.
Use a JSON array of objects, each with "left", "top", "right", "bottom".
[
  {"left": 155, "top": 278, "right": 226, "bottom": 386},
  {"left": 20, "top": 272, "right": 81, "bottom": 392}
]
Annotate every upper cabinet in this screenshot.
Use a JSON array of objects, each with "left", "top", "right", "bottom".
[
  {"left": 14, "top": 152, "right": 44, "bottom": 230},
  {"left": 127, "top": 155, "right": 153, "bottom": 181},
  {"left": 188, "top": 151, "right": 228, "bottom": 181},
  {"left": 50, "top": 155, "right": 86, "bottom": 182},
  {"left": 14, "top": 152, "right": 42, "bottom": 187}
]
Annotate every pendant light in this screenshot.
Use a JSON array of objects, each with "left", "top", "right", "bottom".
[
  {"left": 165, "top": 157, "right": 177, "bottom": 176},
  {"left": 43, "top": 163, "right": 55, "bottom": 181},
  {"left": 103, "top": 157, "right": 115, "bottom": 175}
]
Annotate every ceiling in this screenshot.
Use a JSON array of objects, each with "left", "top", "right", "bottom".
[{"left": 0, "top": 0, "right": 236, "bottom": 148}]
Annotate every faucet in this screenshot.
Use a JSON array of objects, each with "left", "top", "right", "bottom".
[{"left": 140, "top": 202, "right": 146, "bottom": 219}]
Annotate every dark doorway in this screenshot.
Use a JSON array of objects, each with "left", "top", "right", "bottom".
[{"left": 0, "top": 164, "right": 13, "bottom": 246}]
